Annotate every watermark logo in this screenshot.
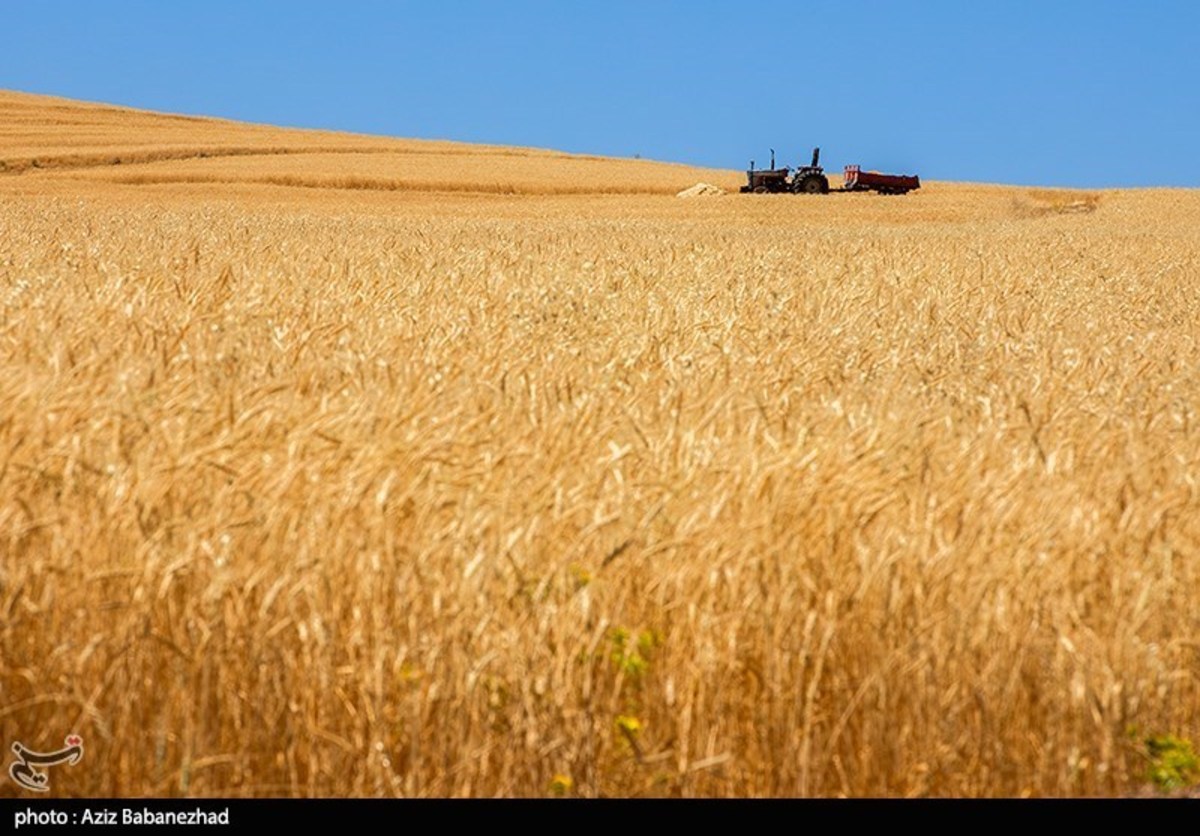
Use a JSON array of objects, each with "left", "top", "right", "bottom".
[{"left": 8, "top": 735, "right": 84, "bottom": 792}]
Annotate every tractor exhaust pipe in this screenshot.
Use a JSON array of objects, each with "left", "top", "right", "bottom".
[
  {"left": 811, "top": 147, "right": 820, "bottom": 168},
  {"left": 770, "top": 148, "right": 775, "bottom": 170}
]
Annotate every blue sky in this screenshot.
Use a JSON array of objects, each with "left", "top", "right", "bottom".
[{"left": 4, "top": 1, "right": 1198, "bottom": 187}]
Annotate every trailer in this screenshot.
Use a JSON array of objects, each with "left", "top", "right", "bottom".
[{"left": 842, "top": 165, "right": 920, "bottom": 195}]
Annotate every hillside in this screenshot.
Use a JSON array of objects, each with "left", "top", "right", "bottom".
[
  {"left": 0, "top": 89, "right": 735, "bottom": 196},
  {"left": 2, "top": 91, "right": 1200, "bottom": 799}
]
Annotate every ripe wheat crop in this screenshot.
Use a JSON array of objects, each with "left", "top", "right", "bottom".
[{"left": 1, "top": 90, "right": 1199, "bottom": 798}]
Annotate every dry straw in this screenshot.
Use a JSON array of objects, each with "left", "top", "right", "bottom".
[{"left": 1, "top": 90, "right": 1198, "bottom": 798}]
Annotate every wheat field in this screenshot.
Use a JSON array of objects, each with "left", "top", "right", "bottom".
[{"left": 1, "top": 90, "right": 1199, "bottom": 798}]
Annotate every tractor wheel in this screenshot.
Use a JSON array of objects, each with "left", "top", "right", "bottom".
[
  {"left": 794, "top": 174, "right": 829, "bottom": 195},
  {"left": 753, "top": 185, "right": 769, "bottom": 194}
]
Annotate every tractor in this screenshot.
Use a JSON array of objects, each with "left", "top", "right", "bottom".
[{"left": 739, "top": 147, "right": 829, "bottom": 194}]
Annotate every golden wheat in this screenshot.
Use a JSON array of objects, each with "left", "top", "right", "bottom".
[{"left": 1, "top": 90, "right": 1199, "bottom": 798}]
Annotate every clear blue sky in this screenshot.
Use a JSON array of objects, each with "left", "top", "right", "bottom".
[{"left": 4, "top": 1, "right": 1199, "bottom": 187}]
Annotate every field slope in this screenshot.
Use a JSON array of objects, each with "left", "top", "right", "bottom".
[{"left": 2, "top": 90, "right": 1199, "bottom": 798}]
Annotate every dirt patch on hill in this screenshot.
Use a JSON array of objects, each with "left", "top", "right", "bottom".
[{"left": 1013, "top": 189, "right": 1102, "bottom": 217}]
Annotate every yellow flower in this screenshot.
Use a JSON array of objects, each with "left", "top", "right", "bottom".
[{"left": 615, "top": 715, "right": 643, "bottom": 736}]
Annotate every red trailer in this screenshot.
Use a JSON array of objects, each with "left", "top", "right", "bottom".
[{"left": 843, "top": 165, "right": 920, "bottom": 195}]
